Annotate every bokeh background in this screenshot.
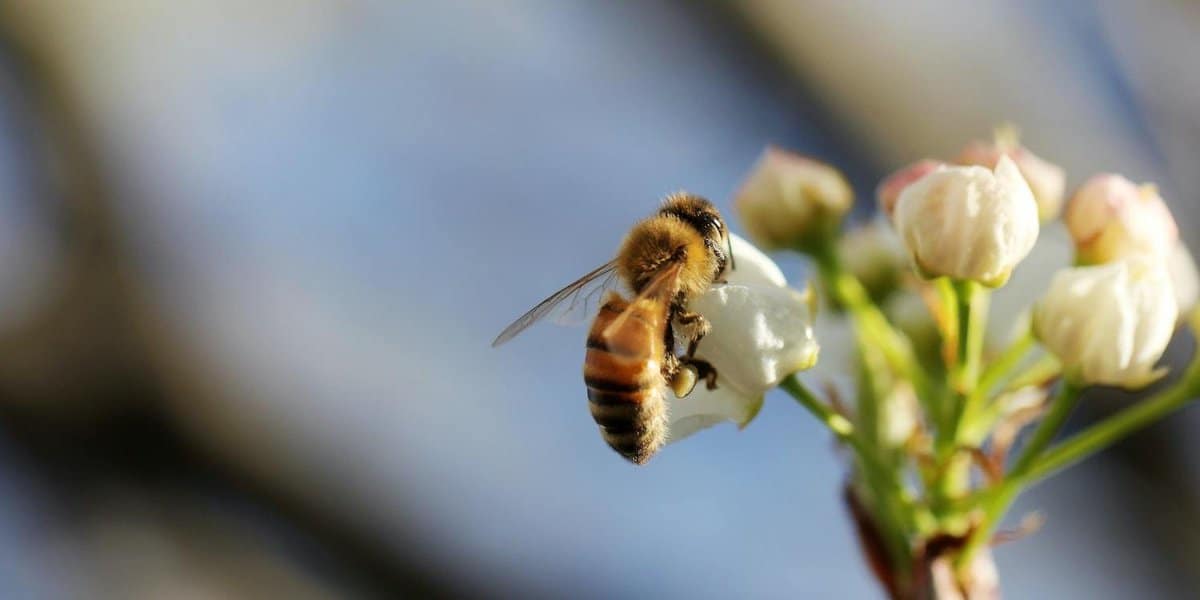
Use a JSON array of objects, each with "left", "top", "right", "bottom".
[{"left": 0, "top": 1, "right": 1197, "bottom": 598}]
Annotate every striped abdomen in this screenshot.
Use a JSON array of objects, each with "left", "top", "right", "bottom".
[{"left": 583, "top": 292, "right": 669, "bottom": 465}]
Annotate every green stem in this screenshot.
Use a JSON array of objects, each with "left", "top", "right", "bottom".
[
  {"left": 959, "top": 330, "right": 1037, "bottom": 443},
  {"left": 780, "top": 374, "right": 853, "bottom": 438},
  {"left": 932, "top": 282, "right": 989, "bottom": 512},
  {"left": 1004, "top": 353, "right": 1062, "bottom": 391},
  {"left": 811, "top": 248, "right": 933, "bottom": 414},
  {"left": 934, "top": 278, "right": 959, "bottom": 433},
  {"left": 1011, "top": 381, "right": 1083, "bottom": 473},
  {"left": 779, "top": 375, "right": 913, "bottom": 569},
  {"left": 1025, "top": 370, "right": 1200, "bottom": 484},
  {"left": 957, "top": 334, "right": 1200, "bottom": 575},
  {"left": 954, "top": 281, "right": 986, "bottom": 391},
  {"left": 976, "top": 328, "right": 1035, "bottom": 400},
  {"left": 955, "top": 381, "right": 1082, "bottom": 573}
]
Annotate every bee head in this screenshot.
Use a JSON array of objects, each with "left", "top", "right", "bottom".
[{"left": 660, "top": 192, "right": 734, "bottom": 277}]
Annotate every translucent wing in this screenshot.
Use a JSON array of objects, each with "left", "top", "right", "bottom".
[
  {"left": 491, "top": 260, "right": 620, "bottom": 347},
  {"left": 600, "top": 261, "right": 683, "bottom": 343}
]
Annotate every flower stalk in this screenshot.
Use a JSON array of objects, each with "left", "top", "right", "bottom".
[
  {"left": 810, "top": 245, "right": 934, "bottom": 415},
  {"left": 780, "top": 375, "right": 915, "bottom": 578}
]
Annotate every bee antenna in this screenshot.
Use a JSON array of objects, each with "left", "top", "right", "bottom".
[{"left": 726, "top": 235, "right": 736, "bottom": 271}]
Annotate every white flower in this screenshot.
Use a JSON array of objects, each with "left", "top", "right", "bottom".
[
  {"left": 735, "top": 147, "right": 853, "bottom": 250},
  {"left": 956, "top": 136, "right": 1066, "bottom": 222},
  {"left": 1064, "top": 174, "right": 1179, "bottom": 265},
  {"left": 1033, "top": 258, "right": 1177, "bottom": 389},
  {"left": 665, "top": 234, "right": 819, "bottom": 442},
  {"left": 894, "top": 156, "right": 1039, "bottom": 287}
]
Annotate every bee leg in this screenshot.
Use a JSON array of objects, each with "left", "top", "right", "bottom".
[
  {"left": 681, "top": 357, "right": 719, "bottom": 390},
  {"left": 661, "top": 351, "right": 681, "bottom": 380},
  {"left": 674, "top": 311, "right": 710, "bottom": 358},
  {"left": 661, "top": 321, "right": 682, "bottom": 380}
]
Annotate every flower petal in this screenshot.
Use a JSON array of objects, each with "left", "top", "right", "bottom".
[
  {"left": 664, "top": 384, "right": 763, "bottom": 444},
  {"left": 663, "top": 234, "right": 819, "bottom": 444},
  {"left": 725, "top": 233, "right": 786, "bottom": 287},
  {"left": 689, "top": 283, "right": 819, "bottom": 395}
]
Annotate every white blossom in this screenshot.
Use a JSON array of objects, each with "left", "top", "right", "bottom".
[
  {"left": 1033, "top": 258, "right": 1177, "bottom": 389},
  {"left": 666, "top": 234, "right": 819, "bottom": 442},
  {"left": 894, "top": 156, "right": 1039, "bottom": 287}
]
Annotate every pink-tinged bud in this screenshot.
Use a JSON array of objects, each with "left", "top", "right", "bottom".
[
  {"left": 875, "top": 159, "right": 944, "bottom": 218},
  {"left": 1064, "top": 174, "right": 1179, "bottom": 265},
  {"left": 956, "top": 140, "right": 1066, "bottom": 221},
  {"left": 735, "top": 147, "right": 853, "bottom": 251}
]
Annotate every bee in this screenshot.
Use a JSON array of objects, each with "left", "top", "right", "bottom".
[{"left": 492, "top": 193, "right": 734, "bottom": 464}]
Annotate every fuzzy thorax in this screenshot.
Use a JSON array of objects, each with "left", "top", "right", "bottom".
[{"left": 616, "top": 215, "right": 718, "bottom": 299}]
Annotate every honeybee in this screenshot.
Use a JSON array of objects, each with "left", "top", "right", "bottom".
[{"left": 493, "top": 193, "right": 734, "bottom": 464}]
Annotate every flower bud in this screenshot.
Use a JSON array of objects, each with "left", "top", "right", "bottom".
[
  {"left": 735, "top": 147, "right": 853, "bottom": 251},
  {"left": 1064, "top": 174, "right": 1179, "bottom": 265},
  {"left": 893, "top": 156, "right": 1039, "bottom": 287},
  {"left": 837, "top": 219, "right": 907, "bottom": 304},
  {"left": 1033, "top": 258, "right": 1177, "bottom": 389},
  {"left": 956, "top": 138, "right": 1065, "bottom": 221},
  {"left": 666, "top": 234, "right": 819, "bottom": 442},
  {"left": 876, "top": 159, "right": 944, "bottom": 218}
]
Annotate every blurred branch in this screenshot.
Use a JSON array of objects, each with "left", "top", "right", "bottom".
[{"left": 0, "top": 9, "right": 479, "bottom": 599}]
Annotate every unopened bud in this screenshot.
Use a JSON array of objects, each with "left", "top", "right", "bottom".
[
  {"left": 894, "top": 157, "right": 1039, "bottom": 287},
  {"left": 1034, "top": 257, "right": 1177, "bottom": 389},
  {"left": 1064, "top": 174, "right": 1178, "bottom": 265},
  {"left": 837, "top": 220, "right": 907, "bottom": 304},
  {"left": 735, "top": 147, "right": 853, "bottom": 251}
]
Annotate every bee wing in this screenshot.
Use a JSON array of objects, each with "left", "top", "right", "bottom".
[
  {"left": 552, "top": 268, "right": 620, "bottom": 328},
  {"left": 600, "top": 261, "right": 683, "bottom": 343},
  {"left": 491, "top": 260, "right": 620, "bottom": 347}
]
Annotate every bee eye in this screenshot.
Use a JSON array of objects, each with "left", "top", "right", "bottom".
[{"left": 703, "top": 215, "right": 722, "bottom": 233}]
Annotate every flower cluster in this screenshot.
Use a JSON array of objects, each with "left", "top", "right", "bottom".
[{"left": 641, "top": 127, "right": 1200, "bottom": 598}]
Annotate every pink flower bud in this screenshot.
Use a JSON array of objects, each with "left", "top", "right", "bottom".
[
  {"left": 1064, "top": 174, "right": 1178, "bottom": 265},
  {"left": 875, "top": 159, "right": 943, "bottom": 218},
  {"left": 956, "top": 140, "right": 1066, "bottom": 221}
]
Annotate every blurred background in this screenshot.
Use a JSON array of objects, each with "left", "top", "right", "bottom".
[{"left": 0, "top": 1, "right": 1196, "bottom": 598}]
